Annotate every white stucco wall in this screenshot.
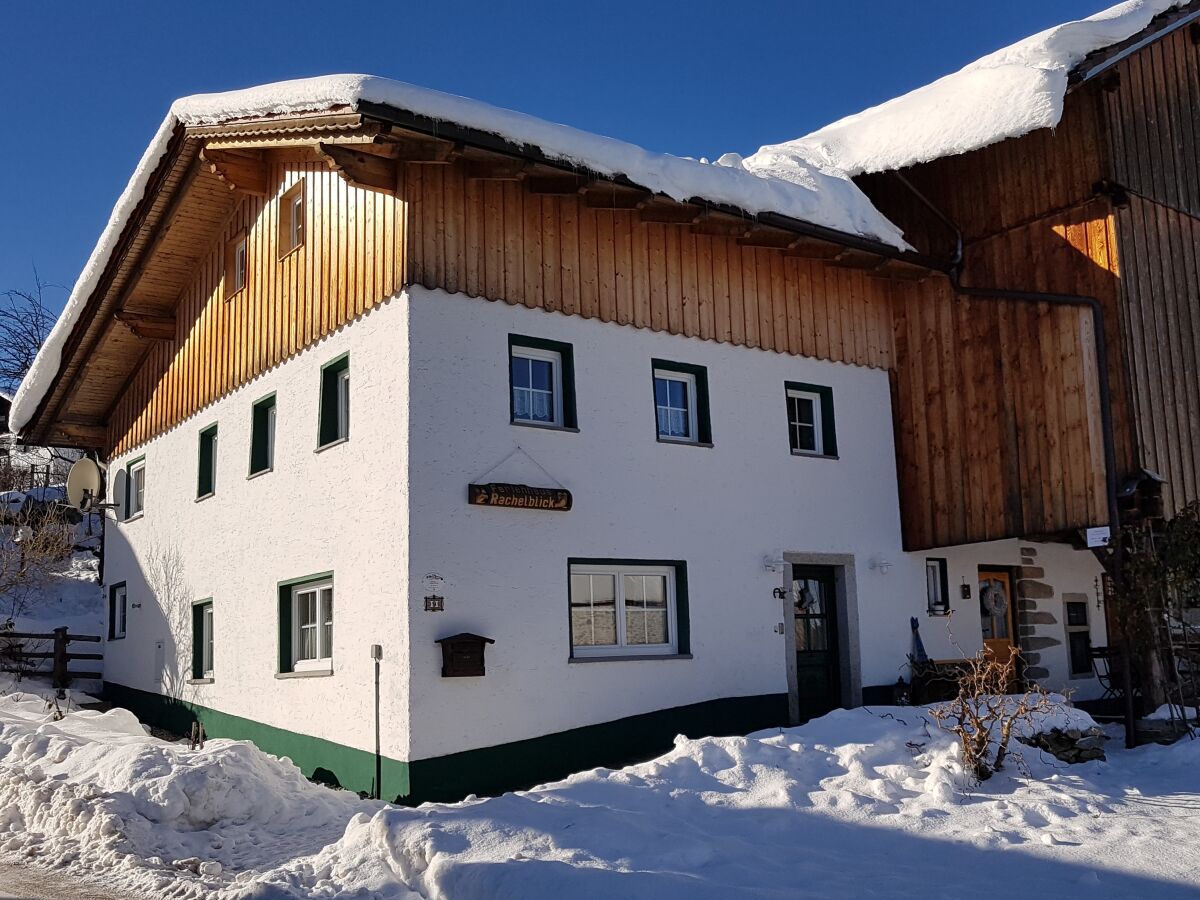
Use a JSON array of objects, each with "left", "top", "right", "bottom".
[
  {"left": 102, "top": 295, "right": 412, "bottom": 762},
  {"left": 925, "top": 539, "right": 1109, "bottom": 701},
  {"left": 404, "top": 286, "right": 924, "bottom": 760}
]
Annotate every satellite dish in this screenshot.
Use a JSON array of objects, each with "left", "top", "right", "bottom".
[{"left": 66, "top": 458, "right": 105, "bottom": 510}]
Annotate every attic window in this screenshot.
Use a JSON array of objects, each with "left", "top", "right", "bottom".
[
  {"left": 278, "top": 181, "right": 305, "bottom": 258},
  {"left": 225, "top": 232, "right": 248, "bottom": 299}
]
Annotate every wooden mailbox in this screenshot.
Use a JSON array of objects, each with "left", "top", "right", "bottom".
[{"left": 436, "top": 632, "right": 495, "bottom": 677}]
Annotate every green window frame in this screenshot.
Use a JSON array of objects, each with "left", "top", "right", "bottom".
[
  {"left": 508, "top": 335, "right": 577, "bottom": 430},
  {"left": 651, "top": 359, "right": 712, "bottom": 445},
  {"left": 567, "top": 558, "right": 690, "bottom": 659},
  {"left": 250, "top": 393, "right": 277, "bottom": 476},
  {"left": 277, "top": 571, "right": 334, "bottom": 674},
  {"left": 123, "top": 456, "right": 146, "bottom": 520},
  {"left": 191, "top": 599, "right": 214, "bottom": 679},
  {"left": 784, "top": 381, "right": 837, "bottom": 458},
  {"left": 108, "top": 582, "right": 128, "bottom": 640},
  {"left": 197, "top": 423, "right": 218, "bottom": 498},
  {"left": 318, "top": 354, "right": 350, "bottom": 448}
]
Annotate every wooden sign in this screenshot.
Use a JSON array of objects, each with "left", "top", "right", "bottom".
[{"left": 468, "top": 482, "right": 572, "bottom": 511}]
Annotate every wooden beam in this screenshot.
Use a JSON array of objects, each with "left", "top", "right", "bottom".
[
  {"left": 638, "top": 202, "right": 702, "bottom": 224},
  {"left": 692, "top": 211, "right": 752, "bottom": 237},
  {"left": 391, "top": 137, "right": 462, "bottom": 163},
  {"left": 114, "top": 309, "right": 177, "bottom": 341},
  {"left": 54, "top": 423, "right": 107, "bottom": 447},
  {"left": 830, "top": 247, "right": 887, "bottom": 270},
  {"left": 873, "top": 258, "right": 931, "bottom": 281},
  {"left": 527, "top": 174, "right": 589, "bottom": 194},
  {"left": 581, "top": 184, "right": 652, "bottom": 209},
  {"left": 783, "top": 236, "right": 844, "bottom": 260},
  {"left": 317, "top": 144, "right": 397, "bottom": 193},
  {"left": 737, "top": 227, "right": 794, "bottom": 249},
  {"left": 464, "top": 158, "right": 531, "bottom": 181},
  {"left": 199, "top": 148, "right": 268, "bottom": 196}
]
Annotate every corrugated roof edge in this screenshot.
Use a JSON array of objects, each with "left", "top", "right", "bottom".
[{"left": 12, "top": 75, "right": 917, "bottom": 438}]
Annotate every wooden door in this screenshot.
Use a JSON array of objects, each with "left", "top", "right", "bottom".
[
  {"left": 792, "top": 566, "right": 842, "bottom": 720},
  {"left": 978, "top": 569, "right": 1016, "bottom": 664}
]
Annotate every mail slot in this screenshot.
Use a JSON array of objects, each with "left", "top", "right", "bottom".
[{"left": 436, "top": 632, "right": 495, "bottom": 677}]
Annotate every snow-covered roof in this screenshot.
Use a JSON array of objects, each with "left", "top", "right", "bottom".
[
  {"left": 10, "top": 76, "right": 909, "bottom": 435},
  {"left": 751, "top": 0, "right": 1193, "bottom": 178}
]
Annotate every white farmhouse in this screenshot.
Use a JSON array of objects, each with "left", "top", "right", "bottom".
[{"left": 13, "top": 44, "right": 1151, "bottom": 800}]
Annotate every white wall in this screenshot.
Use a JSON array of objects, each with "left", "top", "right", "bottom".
[
  {"left": 926, "top": 539, "right": 1108, "bottom": 700},
  {"left": 403, "top": 286, "right": 923, "bottom": 760},
  {"left": 103, "top": 295, "right": 413, "bottom": 761}
]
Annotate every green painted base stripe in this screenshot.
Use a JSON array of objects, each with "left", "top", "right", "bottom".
[
  {"left": 102, "top": 682, "right": 409, "bottom": 799},
  {"left": 103, "top": 683, "right": 786, "bottom": 805},
  {"left": 406, "top": 692, "right": 789, "bottom": 804}
]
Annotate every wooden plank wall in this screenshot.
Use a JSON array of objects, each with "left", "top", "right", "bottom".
[
  {"left": 109, "top": 154, "right": 406, "bottom": 456},
  {"left": 1103, "top": 27, "right": 1200, "bottom": 515},
  {"left": 402, "top": 164, "right": 897, "bottom": 367}
]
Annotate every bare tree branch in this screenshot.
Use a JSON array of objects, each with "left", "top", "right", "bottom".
[{"left": 0, "top": 272, "right": 62, "bottom": 395}]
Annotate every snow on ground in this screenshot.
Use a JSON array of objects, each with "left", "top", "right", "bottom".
[
  {"left": 1, "top": 694, "right": 1199, "bottom": 900},
  {"left": 760, "top": 0, "right": 1192, "bottom": 177}
]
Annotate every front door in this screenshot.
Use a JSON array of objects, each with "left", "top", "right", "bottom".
[
  {"left": 978, "top": 568, "right": 1016, "bottom": 665},
  {"left": 792, "top": 565, "right": 842, "bottom": 720}
]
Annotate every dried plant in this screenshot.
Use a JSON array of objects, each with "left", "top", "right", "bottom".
[
  {"left": 0, "top": 507, "right": 74, "bottom": 624},
  {"left": 928, "top": 647, "right": 1056, "bottom": 780}
]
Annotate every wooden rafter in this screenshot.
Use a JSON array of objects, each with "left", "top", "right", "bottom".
[
  {"left": 527, "top": 174, "right": 589, "bottom": 194},
  {"left": 464, "top": 158, "right": 531, "bottom": 181},
  {"left": 692, "top": 211, "right": 752, "bottom": 237},
  {"left": 638, "top": 201, "right": 702, "bottom": 224},
  {"left": 581, "top": 184, "right": 652, "bottom": 209},
  {"left": 114, "top": 309, "right": 177, "bottom": 341},
  {"left": 199, "top": 148, "right": 268, "bottom": 196},
  {"left": 317, "top": 143, "right": 397, "bottom": 194},
  {"left": 737, "top": 227, "right": 794, "bottom": 249},
  {"left": 390, "top": 135, "right": 462, "bottom": 163}
]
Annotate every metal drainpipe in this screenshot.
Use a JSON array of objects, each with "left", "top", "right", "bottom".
[{"left": 893, "top": 173, "right": 1131, "bottom": 744}]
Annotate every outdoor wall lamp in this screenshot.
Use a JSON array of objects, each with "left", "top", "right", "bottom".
[{"left": 869, "top": 555, "right": 893, "bottom": 574}]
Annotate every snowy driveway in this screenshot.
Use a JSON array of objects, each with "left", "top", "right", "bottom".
[{"left": 0, "top": 861, "right": 146, "bottom": 899}]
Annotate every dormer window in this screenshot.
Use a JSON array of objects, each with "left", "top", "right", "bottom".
[
  {"left": 225, "top": 232, "right": 247, "bottom": 298},
  {"left": 279, "top": 181, "right": 305, "bottom": 257}
]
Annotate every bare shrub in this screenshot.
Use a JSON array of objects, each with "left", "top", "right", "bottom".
[
  {"left": 0, "top": 507, "right": 74, "bottom": 624},
  {"left": 928, "top": 647, "right": 1056, "bottom": 780}
]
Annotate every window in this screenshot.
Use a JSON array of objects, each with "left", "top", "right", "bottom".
[
  {"left": 318, "top": 354, "right": 350, "bottom": 447},
  {"left": 926, "top": 558, "right": 950, "bottom": 616},
  {"left": 197, "top": 424, "right": 218, "bottom": 498},
  {"left": 278, "top": 181, "right": 305, "bottom": 257},
  {"left": 277, "top": 573, "right": 334, "bottom": 673},
  {"left": 509, "top": 335, "right": 577, "bottom": 429},
  {"left": 192, "top": 600, "right": 214, "bottom": 679},
  {"left": 125, "top": 457, "right": 145, "bottom": 520},
  {"left": 784, "top": 382, "right": 837, "bottom": 457},
  {"left": 225, "top": 232, "right": 248, "bottom": 299},
  {"left": 108, "top": 583, "right": 127, "bottom": 640},
  {"left": 568, "top": 560, "right": 690, "bottom": 658},
  {"left": 1065, "top": 599, "right": 1092, "bottom": 677},
  {"left": 651, "top": 359, "right": 711, "bottom": 445},
  {"left": 250, "top": 394, "right": 276, "bottom": 475}
]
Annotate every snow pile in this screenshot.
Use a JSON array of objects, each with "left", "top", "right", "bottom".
[
  {"left": 0, "top": 692, "right": 373, "bottom": 898},
  {"left": 11, "top": 76, "right": 906, "bottom": 436},
  {"left": 4, "top": 692, "right": 1200, "bottom": 899},
  {"left": 757, "top": 0, "right": 1191, "bottom": 177}
]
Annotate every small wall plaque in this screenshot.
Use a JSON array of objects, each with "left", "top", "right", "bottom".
[
  {"left": 468, "top": 483, "right": 572, "bottom": 511},
  {"left": 436, "top": 632, "right": 495, "bottom": 677}
]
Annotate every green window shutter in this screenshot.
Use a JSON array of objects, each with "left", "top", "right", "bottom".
[
  {"left": 673, "top": 561, "right": 690, "bottom": 655},
  {"left": 191, "top": 603, "right": 205, "bottom": 679},
  {"left": 507, "top": 335, "right": 577, "bottom": 429},
  {"left": 197, "top": 425, "right": 218, "bottom": 497},
  {"left": 278, "top": 585, "right": 293, "bottom": 673},
  {"left": 319, "top": 354, "right": 349, "bottom": 447},
  {"left": 250, "top": 394, "right": 276, "bottom": 474}
]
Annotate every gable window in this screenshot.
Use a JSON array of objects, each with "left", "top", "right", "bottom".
[
  {"left": 926, "top": 558, "right": 950, "bottom": 616},
  {"left": 1065, "top": 599, "right": 1092, "bottom": 677},
  {"left": 318, "top": 354, "right": 350, "bottom": 448},
  {"left": 192, "top": 600, "right": 214, "bottom": 679},
  {"left": 277, "top": 573, "right": 334, "bottom": 673},
  {"left": 651, "top": 359, "right": 711, "bottom": 445},
  {"left": 509, "top": 335, "right": 577, "bottom": 430},
  {"left": 125, "top": 457, "right": 146, "bottom": 520},
  {"left": 197, "top": 424, "right": 218, "bottom": 498},
  {"left": 250, "top": 394, "right": 276, "bottom": 476},
  {"left": 108, "top": 583, "right": 127, "bottom": 640},
  {"left": 568, "top": 560, "right": 690, "bottom": 659},
  {"left": 278, "top": 181, "right": 305, "bottom": 257},
  {"left": 785, "top": 382, "right": 837, "bottom": 457},
  {"left": 225, "top": 232, "right": 248, "bottom": 299}
]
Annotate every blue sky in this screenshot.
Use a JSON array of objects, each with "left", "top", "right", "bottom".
[{"left": 2, "top": 0, "right": 1106, "bottom": 314}]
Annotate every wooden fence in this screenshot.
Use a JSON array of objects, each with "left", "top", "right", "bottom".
[{"left": 1, "top": 628, "right": 103, "bottom": 688}]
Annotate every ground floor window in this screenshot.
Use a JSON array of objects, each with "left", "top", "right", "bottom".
[
  {"left": 568, "top": 560, "right": 689, "bottom": 658},
  {"left": 192, "top": 600, "right": 214, "bottom": 679},
  {"left": 108, "top": 583, "right": 127, "bottom": 640},
  {"left": 278, "top": 574, "right": 334, "bottom": 673},
  {"left": 1065, "top": 599, "right": 1092, "bottom": 677}
]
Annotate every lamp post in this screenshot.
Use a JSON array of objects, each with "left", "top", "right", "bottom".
[{"left": 371, "top": 643, "right": 383, "bottom": 800}]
